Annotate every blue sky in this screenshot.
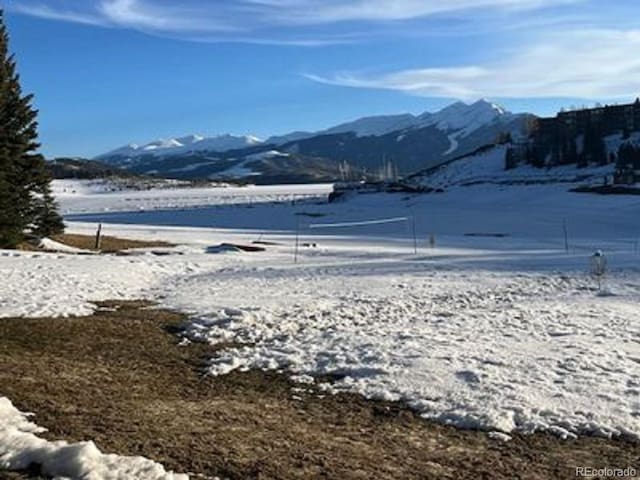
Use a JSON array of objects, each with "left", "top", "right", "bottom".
[{"left": 4, "top": 0, "right": 640, "bottom": 158}]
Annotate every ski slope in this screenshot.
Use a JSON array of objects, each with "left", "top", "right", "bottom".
[{"left": 414, "top": 146, "right": 617, "bottom": 189}]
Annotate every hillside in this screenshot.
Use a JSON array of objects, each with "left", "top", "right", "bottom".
[
  {"left": 410, "top": 144, "right": 615, "bottom": 191},
  {"left": 47, "top": 157, "right": 139, "bottom": 180}
]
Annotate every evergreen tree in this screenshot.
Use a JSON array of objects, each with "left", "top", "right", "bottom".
[
  {"left": 565, "top": 138, "right": 578, "bottom": 165},
  {"left": 504, "top": 147, "right": 517, "bottom": 170},
  {"left": 0, "top": 11, "right": 63, "bottom": 247},
  {"left": 495, "top": 131, "right": 513, "bottom": 145},
  {"left": 529, "top": 145, "right": 545, "bottom": 168},
  {"left": 551, "top": 138, "right": 563, "bottom": 166},
  {"left": 622, "top": 127, "right": 631, "bottom": 140},
  {"left": 582, "top": 126, "right": 607, "bottom": 167}
]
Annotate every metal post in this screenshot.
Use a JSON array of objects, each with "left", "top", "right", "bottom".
[
  {"left": 95, "top": 223, "right": 102, "bottom": 250},
  {"left": 294, "top": 218, "right": 300, "bottom": 264},
  {"left": 563, "top": 219, "right": 569, "bottom": 254},
  {"left": 411, "top": 216, "right": 418, "bottom": 255}
]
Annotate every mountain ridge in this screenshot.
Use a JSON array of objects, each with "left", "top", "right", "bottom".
[
  {"left": 95, "top": 99, "right": 533, "bottom": 183},
  {"left": 97, "top": 99, "right": 520, "bottom": 160}
]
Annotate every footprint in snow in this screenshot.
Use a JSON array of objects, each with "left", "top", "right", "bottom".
[{"left": 455, "top": 370, "right": 481, "bottom": 384}]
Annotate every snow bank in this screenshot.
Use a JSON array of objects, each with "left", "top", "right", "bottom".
[
  {"left": 0, "top": 397, "right": 187, "bottom": 479},
  {"left": 39, "top": 238, "right": 93, "bottom": 254}
]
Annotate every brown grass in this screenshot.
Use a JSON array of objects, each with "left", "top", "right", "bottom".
[
  {"left": 52, "top": 233, "right": 173, "bottom": 253},
  {"left": 16, "top": 234, "right": 172, "bottom": 254},
  {"left": 0, "top": 302, "right": 637, "bottom": 479}
]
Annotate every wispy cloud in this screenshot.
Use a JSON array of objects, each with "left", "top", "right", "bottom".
[
  {"left": 96, "top": 0, "right": 240, "bottom": 33},
  {"left": 8, "top": 3, "right": 109, "bottom": 27},
  {"left": 6, "top": 0, "right": 585, "bottom": 44},
  {"left": 247, "top": 0, "right": 582, "bottom": 25},
  {"left": 307, "top": 29, "right": 640, "bottom": 100},
  {"left": 9, "top": 0, "right": 635, "bottom": 101}
]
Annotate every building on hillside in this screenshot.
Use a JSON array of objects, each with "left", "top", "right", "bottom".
[
  {"left": 524, "top": 98, "right": 640, "bottom": 172},
  {"left": 557, "top": 99, "right": 640, "bottom": 135},
  {"left": 535, "top": 98, "right": 640, "bottom": 142}
]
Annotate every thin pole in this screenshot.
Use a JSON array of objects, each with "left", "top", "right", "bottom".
[
  {"left": 294, "top": 218, "right": 300, "bottom": 264},
  {"left": 95, "top": 223, "right": 102, "bottom": 250},
  {"left": 563, "top": 218, "right": 569, "bottom": 254},
  {"left": 411, "top": 216, "right": 418, "bottom": 255}
]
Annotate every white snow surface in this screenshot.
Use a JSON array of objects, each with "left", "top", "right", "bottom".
[
  {"left": 605, "top": 131, "right": 640, "bottom": 155},
  {"left": 52, "top": 179, "right": 194, "bottom": 196},
  {"left": 322, "top": 113, "right": 419, "bottom": 138},
  {"left": 324, "top": 99, "right": 513, "bottom": 140},
  {"left": 54, "top": 181, "right": 333, "bottom": 215},
  {"left": 214, "top": 150, "right": 292, "bottom": 179},
  {"left": 244, "top": 150, "right": 290, "bottom": 161},
  {"left": 443, "top": 131, "right": 462, "bottom": 155},
  {"left": 2, "top": 181, "right": 640, "bottom": 447},
  {"left": 39, "top": 238, "right": 93, "bottom": 254},
  {"left": 418, "top": 99, "right": 510, "bottom": 137},
  {"left": 0, "top": 397, "right": 187, "bottom": 479},
  {"left": 416, "top": 145, "right": 616, "bottom": 189},
  {"left": 98, "top": 134, "right": 262, "bottom": 160}
]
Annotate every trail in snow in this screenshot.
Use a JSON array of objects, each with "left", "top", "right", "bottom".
[{"left": 444, "top": 132, "right": 461, "bottom": 155}]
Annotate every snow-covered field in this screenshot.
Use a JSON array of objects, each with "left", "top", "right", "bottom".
[
  {"left": 2, "top": 181, "right": 640, "bottom": 476},
  {"left": 53, "top": 180, "right": 333, "bottom": 215}
]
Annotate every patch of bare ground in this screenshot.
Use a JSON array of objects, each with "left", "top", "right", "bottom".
[
  {"left": 0, "top": 302, "right": 638, "bottom": 479},
  {"left": 17, "top": 234, "right": 173, "bottom": 253},
  {"left": 52, "top": 233, "right": 173, "bottom": 253}
]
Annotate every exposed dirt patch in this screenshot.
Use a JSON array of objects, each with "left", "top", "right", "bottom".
[
  {"left": 16, "top": 233, "right": 172, "bottom": 254},
  {"left": 1, "top": 302, "right": 638, "bottom": 479},
  {"left": 51, "top": 233, "right": 173, "bottom": 253}
]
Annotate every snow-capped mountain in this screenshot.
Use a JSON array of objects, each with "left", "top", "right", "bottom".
[
  {"left": 417, "top": 100, "right": 510, "bottom": 135},
  {"left": 95, "top": 100, "right": 532, "bottom": 183},
  {"left": 266, "top": 100, "right": 514, "bottom": 145},
  {"left": 266, "top": 99, "right": 530, "bottom": 174},
  {"left": 97, "top": 134, "right": 263, "bottom": 161},
  {"left": 317, "top": 113, "right": 418, "bottom": 138}
]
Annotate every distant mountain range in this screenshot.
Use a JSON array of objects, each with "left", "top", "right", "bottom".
[
  {"left": 95, "top": 100, "right": 534, "bottom": 184},
  {"left": 101, "top": 134, "right": 263, "bottom": 160}
]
